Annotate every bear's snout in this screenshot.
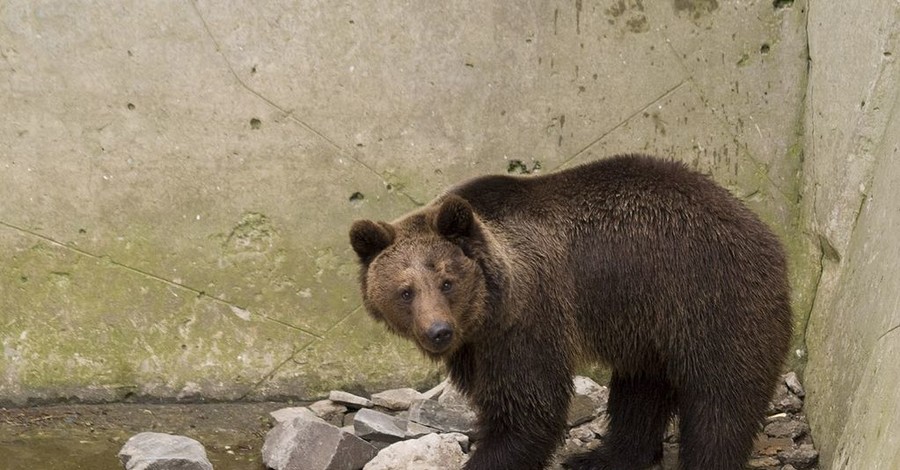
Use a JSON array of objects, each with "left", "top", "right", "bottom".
[{"left": 424, "top": 321, "right": 454, "bottom": 352}]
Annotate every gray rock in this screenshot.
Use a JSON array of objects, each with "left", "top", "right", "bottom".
[
  {"left": 437, "top": 384, "right": 470, "bottom": 408},
  {"left": 775, "top": 394, "right": 804, "bottom": 414},
  {"left": 753, "top": 435, "right": 794, "bottom": 456},
  {"left": 408, "top": 399, "right": 477, "bottom": 436},
  {"left": 585, "top": 416, "right": 609, "bottom": 439},
  {"left": 371, "top": 388, "right": 424, "bottom": 411},
  {"left": 309, "top": 399, "right": 349, "bottom": 426},
  {"left": 270, "top": 406, "right": 326, "bottom": 424},
  {"left": 663, "top": 418, "right": 679, "bottom": 443},
  {"left": 572, "top": 376, "right": 603, "bottom": 396},
  {"left": 771, "top": 383, "right": 803, "bottom": 414},
  {"left": 778, "top": 444, "right": 819, "bottom": 468},
  {"left": 262, "top": 417, "right": 377, "bottom": 470},
  {"left": 571, "top": 376, "right": 609, "bottom": 421},
  {"left": 783, "top": 372, "right": 805, "bottom": 398},
  {"left": 573, "top": 376, "right": 609, "bottom": 410},
  {"left": 764, "top": 419, "right": 809, "bottom": 439},
  {"left": 567, "top": 393, "right": 600, "bottom": 427},
  {"left": 405, "top": 420, "right": 437, "bottom": 439},
  {"left": 343, "top": 411, "right": 357, "bottom": 427},
  {"left": 421, "top": 379, "right": 449, "bottom": 401},
  {"left": 118, "top": 432, "right": 213, "bottom": 470},
  {"left": 747, "top": 455, "right": 781, "bottom": 468},
  {"left": 363, "top": 433, "right": 469, "bottom": 470},
  {"left": 329, "top": 390, "right": 374, "bottom": 408},
  {"left": 782, "top": 465, "right": 797, "bottom": 470},
  {"left": 563, "top": 437, "right": 587, "bottom": 451},
  {"left": 353, "top": 408, "right": 408, "bottom": 444},
  {"left": 568, "top": 423, "right": 596, "bottom": 443}
]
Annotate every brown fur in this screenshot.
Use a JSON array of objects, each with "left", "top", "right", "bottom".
[{"left": 349, "top": 154, "right": 792, "bottom": 470}]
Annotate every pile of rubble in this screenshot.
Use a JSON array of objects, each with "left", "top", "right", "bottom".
[{"left": 117, "top": 373, "right": 818, "bottom": 470}]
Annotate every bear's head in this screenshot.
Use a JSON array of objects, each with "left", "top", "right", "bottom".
[{"left": 349, "top": 195, "right": 489, "bottom": 360}]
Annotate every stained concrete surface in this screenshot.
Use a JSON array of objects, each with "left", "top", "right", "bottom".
[
  {"left": 1, "top": 0, "right": 811, "bottom": 406},
  {"left": 802, "top": 1, "right": 900, "bottom": 468}
]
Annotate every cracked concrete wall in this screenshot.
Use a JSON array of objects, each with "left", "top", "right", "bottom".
[
  {"left": 802, "top": 1, "right": 900, "bottom": 468},
  {"left": 1, "top": 0, "right": 810, "bottom": 405}
]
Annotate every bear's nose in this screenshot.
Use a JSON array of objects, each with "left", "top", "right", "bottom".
[{"left": 426, "top": 321, "right": 454, "bottom": 349}]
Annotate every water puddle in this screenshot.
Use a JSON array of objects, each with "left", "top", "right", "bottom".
[{"left": 0, "top": 402, "right": 291, "bottom": 470}]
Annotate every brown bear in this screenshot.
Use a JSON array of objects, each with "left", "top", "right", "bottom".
[{"left": 349, "top": 154, "right": 792, "bottom": 470}]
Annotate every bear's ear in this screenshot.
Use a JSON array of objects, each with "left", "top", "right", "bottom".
[
  {"left": 349, "top": 220, "right": 395, "bottom": 262},
  {"left": 435, "top": 194, "right": 475, "bottom": 239}
]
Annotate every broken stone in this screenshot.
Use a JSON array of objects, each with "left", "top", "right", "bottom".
[
  {"left": 771, "top": 383, "right": 803, "bottom": 413},
  {"left": 764, "top": 419, "right": 809, "bottom": 439},
  {"left": 783, "top": 372, "right": 805, "bottom": 398},
  {"left": 564, "top": 437, "right": 586, "bottom": 450},
  {"left": 778, "top": 443, "right": 819, "bottom": 467},
  {"left": 567, "top": 393, "right": 599, "bottom": 427},
  {"left": 408, "top": 399, "right": 476, "bottom": 436},
  {"left": 572, "top": 376, "right": 603, "bottom": 396},
  {"left": 573, "top": 376, "right": 609, "bottom": 413},
  {"left": 405, "top": 420, "right": 437, "bottom": 439},
  {"left": 309, "top": 399, "right": 349, "bottom": 426},
  {"left": 270, "top": 406, "right": 325, "bottom": 424},
  {"left": 585, "top": 416, "right": 609, "bottom": 438},
  {"left": 118, "top": 432, "right": 212, "bottom": 470},
  {"left": 746, "top": 455, "right": 781, "bottom": 468},
  {"left": 753, "top": 435, "right": 794, "bottom": 456},
  {"left": 353, "top": 408, "right": 408, "bottom": 444},
  {"left": 568, "top": 423, "right": 596, "bottom": 443},
  {"left": 343, "top": 411, "right": 357, "bottom": 427},
  {"left": 437, "top": 383, "right": 470, "bottom": 408},
  {"left": 421, "top": 379, "right": 449, "bottom": 401},
  {"left": 363, "top": 433, "right": 469, "bottom": 470},
  {"left": 329, "top": 390, "right": 373, "bottom": 408},
  {"left": 262, "top": 417, "right": 377, "bottom": 470},
  {"left": 371, "top": 388, "right": 424, "bottom": 411},
  {"left": 555, "top": 435, "right": 601, "bottom": 466},
  {"left": 663, "top": 418, "right": 679, "bottom": 443}
]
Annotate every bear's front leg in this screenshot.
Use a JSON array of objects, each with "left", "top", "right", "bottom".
[{"left": 452, "top": 338, "right": 573, "bottom": 470}]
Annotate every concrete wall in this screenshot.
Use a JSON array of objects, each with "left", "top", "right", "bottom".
[
  {"left": 802, "top": 1, "right": 900, "bottom": 468},
  {"left": 0, "top": 0, "right": 810, "bottom": 405}
]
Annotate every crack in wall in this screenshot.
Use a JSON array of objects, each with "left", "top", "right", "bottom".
[
  {"left": 877, "top": 322, "right": 900, "bottom": 342},
  {"left": 553, "top": 79, "right": 689, "bottom": 170},
  {"left": 186, "top": 0, "right": 423, "bottom": 207},
  {"left": 799, "top": 246, "right": 826, "bottom": 361},
  {"left": 237, "top": 305, "right": 363, "bottom": 398},
  {"left": 0, "top": 219, "right": 324, "bottom": 340},
  {"left": 238, "top": 338, "right": 315, "bottom": 400}
]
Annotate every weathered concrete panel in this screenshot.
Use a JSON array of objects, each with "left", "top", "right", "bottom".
[
  {"left": 803, "top": 1, "right": 900, "bottom": 468},
  {"left": 832, "top": 334, "right": 900, "bottom": 469},
  {"left": 1, "top": 0, "right": 810, "bottom": 404}
]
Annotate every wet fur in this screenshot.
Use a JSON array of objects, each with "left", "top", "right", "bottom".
[{"left": 350, "top": 154, "right": 792, "bottom": 470}]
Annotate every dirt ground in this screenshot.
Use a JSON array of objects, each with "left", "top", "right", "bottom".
[{"left": 0, "top": 402, "right": 293, "bottom": 470}]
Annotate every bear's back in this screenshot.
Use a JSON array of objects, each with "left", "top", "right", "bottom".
[
  {"left": 449, "top": 155, "right": 763, "bottom": 240},
  {"left": 448, "top": 155, "right": 790, "bottom": 369}
]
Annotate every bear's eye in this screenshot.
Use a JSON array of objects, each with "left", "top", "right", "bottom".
[
  {"left": 400, "top": 288, "right": 414, "bottom": 302},
  {"left": 441, "top": 280, "right": 453, "bottom": 292}
]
